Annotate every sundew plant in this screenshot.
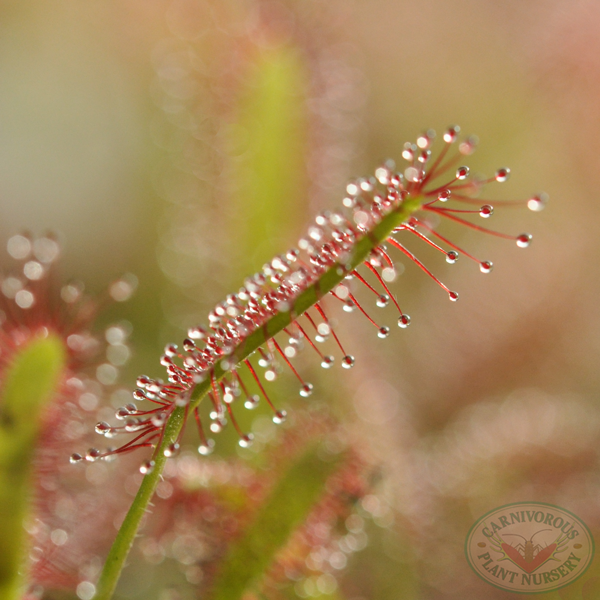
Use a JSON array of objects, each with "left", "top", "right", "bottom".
[{"left": 5, "top": 2, "right": 593, "bottom": 600}]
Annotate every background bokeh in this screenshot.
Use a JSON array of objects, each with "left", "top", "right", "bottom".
[{"left": 1, "top": 0, "right": 599, "bottom": 598}]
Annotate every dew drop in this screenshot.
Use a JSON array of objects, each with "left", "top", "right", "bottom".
[
  {"left": 456, "top": 166, "right": 470, "bottom": 180},
  {"left": 360, "top": 179, "right": 374, "bottom": 192},
  {"left": 317, "top": 323, "right": 331, "bottom": 336},
  {"left": 448, "top": 291, "right": 459, "bottom": 302},
  {"left": 341, "top": 355, "right": 355, "bottom": 369},
  {"left": 125, "top": 418, "right": 141, "bottom": 432},
  {"left": 273, "top": 410, "right": 287, "bottom": 424},
  {"left": 151, "top": 413, "right": 166, "bottom": 428},
  {"left": 164, "top": 442, "right": 180, "bottom": 457},
  {"left": 402, "top": 148, "right": 414, "bottom": 161},
  {"left": 527, "top": 192, "right": 548, "bottom": 212},
  {"left": 198, "top": 440, "right": 215, "bottom": 455},
  {"left": 334, "top": 284, "right": 349, "bottom": 299},
  {"left": 133, "top": 388, "right": 147, "bottom": 401},
  {"left": 377, "top": 326, "right": 390, "bottom": 339},
  {"left": 479, "top": 261, "right": 493, "bottom": 274},
  {"left": 2, "top": 277, "right": 22, "bottom": 299},
  {"left": 76, "top": 581, "right": 96, "bottom": 600},
  {"left": 210, "top": 419, "right": 226, "bottom": 433},
  {"left": 375, "top": 166, "right": 391, "bottom": 185},
  {"left": 390, "top": 173, "right": 403, "bottom": 187},
  {"left": 107, "top": 344, "right": 130, "bottom": 367},
  {"left": 321, "top": 355, "right": 334, "bottom": 369},
  {"left": 109, "top": 274, "right": 138, "bottom": 302},
  {"left": 15, "top": 289, "right": 35, "bottom": 309},
  {"left": 443, "top": 125, "right": 460, "bottom": 143},
  {"left": 346, "top": 182, "right": 359, "bottom": 196},
  {"left": 516, "top": 233, "right": 532, "bottom": 248},
  {"left": 61, "top": 282, "right": 84, "bottom": 304},
  {"left": 353, "top": 210, "right": 369, "bottom": 227},
  {"left": 416, "top": 134, "right": 429, "bottom": 149},
  {"left": 495, "top": 167, "right": 510, "bottom": 182},
  {"left": 479, "top": 205, "right": 493, "bottom": 218},
  {"left": 446, "top": 251, "right": 458, "bottom": 264},
  {"left": 182, "top": 338, "right": 196, "bottom": 352},
  {"left": 7, "top": 235, "right": 32, "bottom": 260},
  {"left": 140, "top": 460, "right": 155, "bottom": 475},
  {"left": 342, "top": 300, "right": 355, "bottom": 313},
  {"left": 239, "top": 433, "right": 254, "bottom": 448},
  {"left": 33, "top": 237, "right": 60, "bottom": 263},
  {"left": 398, "top": 314, "right": 411, "bottom": 328},
  {"left": 418, "top": 149, "right": 431, "bottom": 164},
  {"left": 308, "top": 226, "right": 324, "bottom": 241},
  {"left": 95, "top": 422, "right": 111, "bottom": 435},
  {"left": 300, "top": 383, "right": 314, "bottom": 397},
  {"left": 438, "top": 189, "right": 451, "bottom": 202},
  {"left": 404, "top": 167, "right": 421, "bottom": 182},
  {"left": 187, "top": 326, "right": 207, "bottom": 340},
  {"left": 459, "top": 135, "right": 478, "bottom": 155},
  {"left": 164, "top": 344, "right": 178, "bottom": 357},
  {"left": 70, "top": 453, "right": 83, "bottom": 464},
  {"left": 24, "top": 260, "right": 44, "bottom": 281},
  {"left": 245, "top": 394, "right": 260, "bottom": 409},
  {"left": 369, "top": 255, "right": 382, "bottom": 268},
  {"left": 381, "top": 267, "right": 396, "bottom": 282},
  {"left": 376, "top": 294, "right": 389, "bottom": 308},
  {"left": 85, "top": 448, "right": 101, "bottom": 462}
]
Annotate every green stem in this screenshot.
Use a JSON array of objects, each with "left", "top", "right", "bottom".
[{"left": 93, "top": 196, "right": 422, "bottom": 600}]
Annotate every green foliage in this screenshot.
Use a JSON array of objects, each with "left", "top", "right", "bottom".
[
  {"left": 229, "top": 44, "right": 308, "bottom": 278},
  {"left": 210, "top": 445, "right": 344, "bottom": 600},
  {"left": 0, "top": 334, "right": 66, "bottom": 599}
]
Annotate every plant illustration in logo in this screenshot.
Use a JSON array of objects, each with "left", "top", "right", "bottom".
[{"left": 489, "top": 528, "right": 569, "bottom": 574}]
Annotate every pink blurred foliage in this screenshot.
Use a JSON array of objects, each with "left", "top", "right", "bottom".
[{"left": 0, "top": 234, "right": 136, "bottom": 597}]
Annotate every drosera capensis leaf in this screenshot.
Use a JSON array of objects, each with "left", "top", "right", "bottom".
[
  {"left": 93, "top": 127, "right": 543, "bottom": 599},
  {"left": 93, "top": 191, "right": 423, "bottom": 600}
]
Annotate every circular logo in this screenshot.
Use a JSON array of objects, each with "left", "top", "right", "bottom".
[{"left": 465, "top": 502, "right": 594, "bottom": 593}]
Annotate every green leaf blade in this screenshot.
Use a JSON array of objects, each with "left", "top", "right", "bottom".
[
  {"left": 210, "top": 446, "right": 344, "bottom": 600},
  {"left": 0, "top": 334, "right": 66, "bottom": 599}
]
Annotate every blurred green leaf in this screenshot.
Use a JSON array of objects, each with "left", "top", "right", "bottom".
[
  {"left": 210, "top": 445, "right": 343, "bottom": 600},
  {"left": 0, "top": 334, "right": 66, "bottom": 599},
  {"left": 228, "top": 43, "right": 309, "bottom": 280}
]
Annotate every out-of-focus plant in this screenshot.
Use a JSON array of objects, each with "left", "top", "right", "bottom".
[
  {"left": 139, "top": 409, "right": 372, "bottom": 600},
  {"left": 0, "top": 235, "right": 136, "bottom": 600}
]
